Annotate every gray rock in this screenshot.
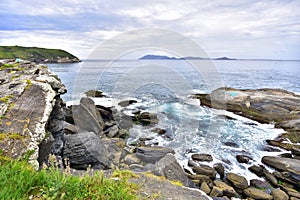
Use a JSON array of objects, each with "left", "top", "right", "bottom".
[
  {"left": 262, "top": 156, "right": 300, "bottom": 173},
  {"left": 124, "top": 154, "right": 141, "bottom": 165},
  {"left": 192, "top": 153, "right": 213, "bottom": 162},
  {"left": 136, "top": 146, "right": 174, "bottom": 164},
  {"left": 63, "top": 132, "right": 111, "bottom": 170},
  {"left": 226, "top": 173, "right": 249, "bottom": 189},
  {"left": 72, "top": 98, "right": 104, "bottom": 135},
  {"left": 250, "top": 179, "right": 273, "bottom": 192},
  {"left": 118, "top": 99, "right": 137, "bottom": 107},
  {"left": 192, "top": 164, "right": 216, "bottom": 179},
  {"left": 150, "top": 154, "right": 193, "bottom": 187}
]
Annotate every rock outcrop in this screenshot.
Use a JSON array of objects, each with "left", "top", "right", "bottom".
[{"left": 0, "top": 59, "right": 66, "bottom": 167}]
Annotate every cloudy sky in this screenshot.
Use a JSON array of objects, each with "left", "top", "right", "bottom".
[{"left": 0, "top": 0, "right": 299, "bottom": 60}]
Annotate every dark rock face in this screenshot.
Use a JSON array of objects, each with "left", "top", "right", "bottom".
[
  {"left": 136, "top": 146, "right": 175, "bottom": 164},
  {"left": 72, "top": 98, "right": 104, "bottom": 135},
  {"left": 262, "top": 156, "right": 300, "bottom": 173},
  {"left": 118, "top": 99, "right": 137, "bottom": 107},
  {"left": 192, "top": 153, "right": 213, "bottom": 162},
  {"left": 63, "top": 132, "right": 111, "bottom": 170},
  {"left": 236, "top": 155, "right": 252, "bottom": 163}
]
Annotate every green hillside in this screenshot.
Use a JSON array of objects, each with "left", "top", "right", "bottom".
[{"left": 0, "top": 46, "right": 80, "bottom": 63}]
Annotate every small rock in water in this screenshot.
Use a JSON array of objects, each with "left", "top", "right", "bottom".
[
  {"left": 236, "top": 154, "right": 253, "bottom": 163},
  {"left": 223, "top": 141, "right": 239, "bottom": 148},
  {"left": 248, "top": 165, "right": 266, "bottom": 177},
  {"left": 192, "top": 153, "right": 213, "bottom": 162},
  {"left": 118, "top": 99, "right": 137, "bottom": 107},
  {"left": 213, "top": 163, "right": 225, "bottom": 179},
  {"left": 151, "top": 128, "right": 166, "bottom": 135}
]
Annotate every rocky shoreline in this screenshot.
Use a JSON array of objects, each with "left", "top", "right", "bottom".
[{"left": 1, "top": 60, "right": 300, "bottom": 199}]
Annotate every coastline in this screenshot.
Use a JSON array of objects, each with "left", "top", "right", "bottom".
[{"left": 1, "top": 59, "right": 299, "bottom": 199}]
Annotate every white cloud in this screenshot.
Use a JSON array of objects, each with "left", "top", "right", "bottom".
[{"left": 0, "top": 0, "right": 299, "bottom": 59}]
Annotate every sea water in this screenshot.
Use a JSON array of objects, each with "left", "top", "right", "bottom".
[{"left": 48, "top": 59, "right": 300, "bottom": 179}]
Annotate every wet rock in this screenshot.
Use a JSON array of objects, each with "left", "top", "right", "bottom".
[
  {"left": 72, "top": 98, "right": 104, "bottom": 135},
  {"left": 63, "top": 132, "right": 111, "bottom": 170},
  {"left": 192, "top": 164, "right": 216, "bottom": 179},
  {"left": 250, "top": 179, "right": 273, "bottom": 192},
  {"left": 118, "top": 99, "right": 137, "bottom": 107},
  {"left": 214, "top": 163, "right": 225, "bottom": 179},
  {"left": 200, "top": 182, "right": 211, "bottom": 195},
  {"left": 264, "top": 172, "right": 278, "bottom": 186},
  {"left": 223, "top": 141, "right": 239, "bottom": 148},
  {"left": 226, "top": 173, "right": 249, "bottom": 189},
  {"left": 243, "top": 187, "right": 273, "bottom": 200},
  {"left": 262, "top": 156, "right": 300, "bottom": 173},
  {"left": 236, "top": 154, "right": 252, "bottom": 163},
  {"left": 151, "top": 128, "right": 166, "bottom": 135},
  {"left": 133, "top": 112, "right": 159, "bottom": 126},
  {"left": 213, "top": 180, "right": 236, "bottom": 197},
  {"left": 266, "top": 139, "right": 300, "bottom": 152},
  {"left": 271, "top": 189, "right": 289, "bottom": 200},
  {"left": 192, "top": 153, "right": 213, "bottom": 162},
  {"left": 84, "top": 90, "right": 105, "bottom": 97},
  {"left": 248, "top": 165, "right": 265, "bottom": 177},
  {"left": 136, "top": 146, "right": 174, "bottom": 164}
]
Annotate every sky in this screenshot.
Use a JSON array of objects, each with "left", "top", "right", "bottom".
[{"left": 0, "top": 0, "right": 299, "bottom": 60}]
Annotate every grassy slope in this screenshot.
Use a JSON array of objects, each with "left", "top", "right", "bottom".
[
  {"left": 0, "top": 46, "right": 79, "bottom": 62},
  {"left": 0, "top": 157, "right": 139, "bottom": 200}
]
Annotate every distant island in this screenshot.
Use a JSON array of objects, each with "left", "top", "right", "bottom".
[
  {"left": 139, "top": 54, "right": 236, "bottom": 60},
  {"left": 0, "top": 46, "right": 80, "bottom": 63}
]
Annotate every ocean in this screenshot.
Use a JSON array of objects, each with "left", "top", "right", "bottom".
[{"left": 48, "top": 59, "right": 300, "bottom": 179}]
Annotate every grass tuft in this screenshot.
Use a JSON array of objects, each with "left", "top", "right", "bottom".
[{"left": 0, "top": 158, "right": 139, "bottom": 200}]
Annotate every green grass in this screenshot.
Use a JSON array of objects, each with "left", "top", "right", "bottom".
[
  {"left": 0, "top": 46, "right": 79, "bottom": 62},
  {"left": 0, "top": 158, "right": 139, "bottom": 200},
  {"left": 0, "top": 95, "right": 14, "bottom": 104}
]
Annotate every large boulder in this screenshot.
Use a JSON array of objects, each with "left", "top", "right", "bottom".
[
  {"left": 63, "top": 132, "right": 111, "bottom": 169},
  {"left": 262, "top": 156, "right": 300, "bottom": 173},
  {"left": 136, "top": 146, "right": 174, "bottom": 164},
  {"left": 72, "top": 98, "right": 104, "bottom": 135},
  {"left": 150, "top": 154, "right": 193, "bottom": 187}
]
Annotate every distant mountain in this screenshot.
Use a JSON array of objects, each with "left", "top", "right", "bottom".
[
  {"left": 139, "top": 54, "right": 236, "bottom": 60},
  {"left": 0, "top": 46, "right": 80, "bottom": 63},
  {"left": 139, "top": 55, "right": 178, "bottom": 60},
  {"left": 214, "top": 57, "right": 237, "bottom": 60}
]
